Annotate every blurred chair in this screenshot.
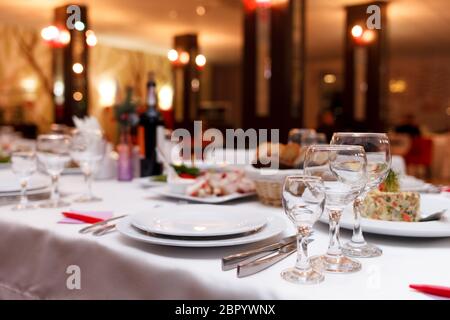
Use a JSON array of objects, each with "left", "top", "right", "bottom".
[{"left": 404, "top": 137, "right": 433, "bottom": 179}]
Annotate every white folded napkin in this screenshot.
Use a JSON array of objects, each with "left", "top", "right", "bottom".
[{"left": 73, "top": 116, "right": 102, "bottom": 133}]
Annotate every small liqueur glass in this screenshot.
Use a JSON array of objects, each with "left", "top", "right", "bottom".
[
  {"left": 11, "top": 143, "right": 37, "bottom": 210},
  {"left": 281, "top": 175, "right": 326, "bottom": 284}
]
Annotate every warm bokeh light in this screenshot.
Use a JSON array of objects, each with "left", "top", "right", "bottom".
[
  {"left": 98, "top": 78, "right": 117, "bottom": 107},
  {"left": 351, "top": 25, "right": 363, "bottom": 38},
  {"left": 72, "top": 63, "right": 84, "bottom": 74},
  {"left": 73, "top": 91, "right": 83, "bottom": 101},
  {"left": 20, "top": 77, "right": 37, "bottom": 92},
  {"left": 323, "top": 74, "right": 336, "bottom": 84},
  {"left": 41, "top": 26, "right": 59, "bottom": 41},
  {"left": 179, "top": 51, "right": 190, "bottom": 64},
  {"left": 86, "top": 30, "right": 97, "bottom": 46},
  {"left": 167, "top": 49, "right": 179, "bottom": 62},
  {"left": 361, "top": 30, "right": 376, "bottom": 43},
  {"left": 191, "top": 78, "right": 200, "bottom": 92},
  {"left": 158, "top": 85, "right": 174, "bottom": 111},
  {"left": 74, "top": 21, "right": 85, "bottom": 31},
  {"left": 58, "top": 29, "right": 71, "bottom": 45},
  {"left": 389, "top": 80, "right": 407, "bottom": 93},
  {"left": 195, "top": 54, "right": 207, "bottom": 67},
  {"left": 196, "top": 6, "right": 206, "bottom": 16},
  {"left": 53, "top": 80, "right": 64, "bottom": 97}
]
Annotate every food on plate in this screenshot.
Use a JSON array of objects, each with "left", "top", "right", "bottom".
[
  {"left": 186, "top": 171, "right": 255, "bottom": 197},
  {"left": 254, "top": 142, "right": 302, "bottom": 169},
  {"left": 172, "top": 163, "right": 201, "bottom": 179},
  {"left": 363, "top": 170, "right": 420, "bottom": 222}
]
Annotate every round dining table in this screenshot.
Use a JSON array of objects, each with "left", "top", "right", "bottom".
[{"left": 0, "top": 170, "right": 449, "bottom": 300}]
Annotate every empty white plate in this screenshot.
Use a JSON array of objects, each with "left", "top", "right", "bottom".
[
  {"left": 118, "top": 212, "right": 285, "bottom": 247},
  {"left": 130, "top": 204, "right": 268, "bottom": 237},
  {"left": 0, "top": 175, "right": 49, "bottom": 193},
  {"left": 320, "top": 194, "right": 450, "bottom": 237}
]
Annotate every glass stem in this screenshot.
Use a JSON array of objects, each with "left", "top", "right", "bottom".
[
  {"left": 50, "top": 174, "right": 60, "bottom": 204},
  {"left": 326, "top": 209, "right": 342, "bottom": 256},
  {"left": 85, "top": 171, "right": 93, "bottom": 199},
  {"left": 295, "top": 226, "right": 311, "bottom": 271},
  {"left": 351, "top": 196, "right": 367, "bottom": 244},
  {"left": 19, "top": 179, "right": 28, "bottom": 207}
]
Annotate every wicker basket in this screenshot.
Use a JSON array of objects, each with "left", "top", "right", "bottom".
[{"left": 245, "top": 166, "right": 302, "bottom": 207}]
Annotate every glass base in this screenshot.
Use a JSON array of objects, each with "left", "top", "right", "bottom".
[
  {"left": 310, "top": 254, "right": 361, "bottom": 274},
  {"left": 40, "top": 200, "right": 70, "bottom": 208},
  {"left": 12, "top": 203, "right": 36, "bottom": 211},
  {"left": 74, "top": 194, "right": 102, "bottom": 203},
  {"left": 281, "top": 267, "right": 324, "bottom": 285},
  {"left": 342, "top": 241, "right": 382, "bottom": 258}
]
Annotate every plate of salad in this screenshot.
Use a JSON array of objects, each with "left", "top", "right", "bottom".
[{"left": 137, "top": 164, "right": 201, "bottom": 188}]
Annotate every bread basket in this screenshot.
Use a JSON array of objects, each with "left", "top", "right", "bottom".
[{"left": 245, "top": 166, "right": 303, "bottom": 206}]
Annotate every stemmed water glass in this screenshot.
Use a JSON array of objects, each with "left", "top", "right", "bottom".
[
  {"left": 304, "top": 145, "right": 367, "bottom": 273},
  {"left": 331, "top": 133, "right": 391, "bottom": 258},
  {"left": 281, "top": 175, "right": 326, "bottom": 284},
  {"left": 37, "top": 134, "right": 71, "bottom": 208},
  {"left": 70, "top": 129, "right": 106, "bottom": 202},
  {"left": 11, "top": 142, "right": 37, "bottom": 210}
]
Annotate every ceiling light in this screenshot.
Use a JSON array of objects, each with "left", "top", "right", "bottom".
[
  {"left": 351, "top": 25, "right": 363, "bottom": 38},
  {"left": 323, "top": 74, "right": 336, "bottom": 84},
  {"left": 167, "top": 49, "right": 179, "bottom": 62},
  {"left": 196, "top": 6, "right": 206, "bottom": 16},
  {"left": 179, "top": 52, "right": 190, "bottom": 64},
  {"left": 195, "top": 54, "right": 206, "bottom": 68},
  {"left": 72, "top": 63, "right": 84, "bottom": 74}
]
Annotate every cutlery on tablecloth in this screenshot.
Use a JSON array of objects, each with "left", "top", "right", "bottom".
[
  {"left": 78, "top": 215, "right": 127, "bottom": 234},
  {"left": 419, "top": 209, "right": 447, "bottom": 222},
  {"left": 237, "top": 243, "right": 297, "bottom": 278},
  {"left": 222, "top": 235, "right": 296, "bottom": 271},
  {"left": 409, "top": 284, "right": 450, "bottom": 298}
]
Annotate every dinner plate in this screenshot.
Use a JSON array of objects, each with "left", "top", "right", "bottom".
[
  {"left": 319, "top": 194, "right": 450, "bottom": 237},
  {"left": 152, "top": 186, "right": 256, "bottom": 204},
  {"left": 0, "top": 175, "right": 50, "bottom": 193},
  {"left": 130, "top": 205, "right": 268, "bottom": 237},
  {"left": 117, "top": 213, "right": 286, "bottom": 247}
]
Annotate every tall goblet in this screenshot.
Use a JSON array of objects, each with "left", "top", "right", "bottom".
[
  {"left": 304, "top": 145, "right": 367, "bottom": 273},
  {"left": 11, "top": 142, "right": 37, "bottom": 210},
  {"left": 70, "top": 129, "right": 106, "bottom": 202},
  {"left": 281, "top": 175, "right": 326, "bottom": 284},
  {"left": 331, "top": 132, "right": 391, "bottom": 258},
  {"left": 37, "top": 134, "right": 71, "bottom": 208}
]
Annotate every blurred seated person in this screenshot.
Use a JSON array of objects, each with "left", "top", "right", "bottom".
[
  {"left": 395, "top": 114, "right": 421, "bottom": 137},
  {"left": 316, "top": 110, "right": 337, "bottom": 142}
]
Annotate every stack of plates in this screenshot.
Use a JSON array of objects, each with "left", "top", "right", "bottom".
[{"left": 117, "top": 204, "right": 286, "bottom": 247}]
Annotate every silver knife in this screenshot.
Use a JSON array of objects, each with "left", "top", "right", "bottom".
[
  {"left": 237, "top": 243, "right": 297, "bottom": 278},
  {"left": 222, "top": 235, "right": 296, "bottom": 271},
  {"left": 78, "top": 215, "right": 127, "bottom": 234}
]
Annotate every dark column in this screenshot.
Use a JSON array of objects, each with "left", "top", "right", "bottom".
[
  {"left": 343, "top": 1, "right": 388, "bottom": 131},
  {"left": 53, "top": 4, "right": 89, "bottom": 126},
  {"left": 172, "top": 34, "right": 200, "bottom": 131},
  {"left": 242, "top": 0, "right": 306, "bottom": 140}
]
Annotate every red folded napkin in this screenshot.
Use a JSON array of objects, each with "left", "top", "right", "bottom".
[
  {"left": 62, "top": 211, "right": 109, "bottom": 224},
  {"left": 409, "top": 284, "right": 450, "bottom": 298}
]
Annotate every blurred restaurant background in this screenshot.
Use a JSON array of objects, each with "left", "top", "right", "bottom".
[{"left": 0, "top": 0, "right": 449, "bottom": 181}]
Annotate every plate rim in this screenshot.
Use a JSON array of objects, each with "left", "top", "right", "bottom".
[
  {"left": 129, "top": 205, "right": 268, "bottom": 237},
  {"left": 152, "top": 185, "right": 256, "bottom": 204},
  {"left": 117, "top": 213, "right": 285, "bottom": 247}
]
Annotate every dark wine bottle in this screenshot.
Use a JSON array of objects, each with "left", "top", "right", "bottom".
[{"left": 139, "top": 72, "right": 164, "bottom": 177}]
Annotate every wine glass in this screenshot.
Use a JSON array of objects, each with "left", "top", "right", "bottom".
[
  {"left": 281, "top": 175, "right": 326, "bottom": 284},
  {"left": 11, "top": 142, "right": 37, "bottom": 210},
  {"left": 331, "top": 132, "right": 391, "bottom": 258},
  {"left": 304, "top": 145, "right": 367, "bottom": 273},
  {"left": 70, "top": 129, "right": 106, "bottom": 202},
  {"left": 37, "top": 134, "right": 71, "bottom": 208}
]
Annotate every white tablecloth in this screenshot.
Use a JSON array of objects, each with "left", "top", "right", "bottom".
[{"left": 0, "top": 172, "right": 449, "bottom": 300}]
